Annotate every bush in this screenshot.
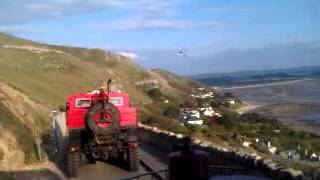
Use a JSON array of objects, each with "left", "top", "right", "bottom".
[
  {"left": 216, "top": 109, "right": 239, "bottom": 129},
  {"left": 163, "top": 104, "right": 180, "bottom": 118},
  {"left": 140, "top": 112, "right": 187, "bottom": 134},
  {"left": 140, "top": 114, "right": 160, "bottom": 125},
  {"left": 185, "top": 124, "right": 201, "bottom": 134},
  {"left": 183, "top": 99, "right": 197, "bottom": 108},
  {"left": 0, "top": 148, "right": 3, "bottom": 161},
  {"left": 0, "top": 103, "right": 38, "bottom": 164},
  {"left": 58, "top": 104, "right": 66, "bottom": 112},
  {"left": 158, "top": 118, "right": 187, "bottom": 134},
  {"left": 252, "top": 143, "right": 269, "bottom": 154},
  {"left": 147, "top": 88, "right": 162, "bottom": 100}
]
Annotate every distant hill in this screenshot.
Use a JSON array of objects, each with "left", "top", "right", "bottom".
[
  {"left": 0, "top": 33, "right": 203, "bottom": 167},
  {"left": 189, "top": 66, "right": 320, "bottom": 86}
]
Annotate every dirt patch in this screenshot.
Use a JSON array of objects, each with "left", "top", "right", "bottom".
[
  {"left": 0, "top": 81, "right": 50, "bottom": 133},
  {"left": 0, "top": 129, "right": 25, "bottom": 170}
]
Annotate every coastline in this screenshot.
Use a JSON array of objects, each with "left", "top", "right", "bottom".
[
  {"left": 235, "top": 102, "right": 262, "bottom": 115},
  {"left": 223, "top": 78, "right": 320, "bottom": 135},
  {"left": 235, "top": 101, "right": 320, "bottom": 135},
  {"left": 223, "top": 78, "right": 317, "bottom": 90}
]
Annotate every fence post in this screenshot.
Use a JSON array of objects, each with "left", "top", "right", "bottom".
[{"left": 35, "top": 136, "right": 42, "bottom": 161}]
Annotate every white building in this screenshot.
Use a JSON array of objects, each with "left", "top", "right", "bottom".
[
  {"left": 186, "top": 110, "right": 200, "bottom": 119},
  {"left": 203, "top": 109, "right": 216, "bottom": 116},
  {"left": 187, "top": 119, "right": 203, "bottom": 125},
  {"left": 242, "top": 141, "right": 251, "bottom": 148}
]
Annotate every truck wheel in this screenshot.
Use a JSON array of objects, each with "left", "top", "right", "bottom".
[
  {"left": 127, "top": 148, "right": 139, "bottom": 172},
  {"left": 67, "top": 152, "right": 80, "bottom": 177}
]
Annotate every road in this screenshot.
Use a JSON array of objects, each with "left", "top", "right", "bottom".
[
  {"left": 71, "top": 161, "right": 146, "bottom": 180},
  {"left": 70, "top": 143, "right": 167, "bottom": 180}
]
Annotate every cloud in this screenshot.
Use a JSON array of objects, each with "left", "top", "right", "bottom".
[
  {"left": 204, "top": 5, "right": 255, "bottom": 13},
  {"left": 0, "top": 0, "right": 220, "bottom": 32},
  {"left": 0, "top": 0, "right": 177, "bottom": 24},
  {"left": 0, "top": 0, "right": 125, "bottom": 24},
  {"left": 116, "top": 51, "right": 150, "bottom": 61},
  {"left": 116, "top": 51, "right": 139, "bottom": 59},
  {"left": 95, "top": 19, "right": 221, "bottom": 31},
  {"left": 0, "top": 26, "right": 46, "bottom": 33}
]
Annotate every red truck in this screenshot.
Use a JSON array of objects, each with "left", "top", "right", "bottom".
[{"left": 65, "top": 80, "right": 139, "bottom": 177}]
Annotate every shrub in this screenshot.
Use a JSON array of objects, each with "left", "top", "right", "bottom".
[
  {"left": 158, "top": 118, "right": 187, "bottom": 134},
  {"left": 185, "top": 124, "right": 201, "bottom": 134},
  {"left": 147, "top": 88, "right": 162, "bottom": 100},
  {"left": 163, "top": 104, "right": 180, "bottom": 118},
  {"left": 140, "top": 112, "right": 187, "bottom": 134},
  {"left": 252, "top": 143, "right": 269, "bottom": 154},
  {"left": 0, "top": 103, "right": 38, "bottom": 164},
  {"left": 58, "top": 104, "right": 66, "bottom": 112},
  {"left": 140, "top": 114, "right": 160, "bottom": 125},
  {"left": 216, "top": 110, "right": 239, "bottom": 129},
  {"left": 0, "top": 148, "right": 3, "bottom": 161}
]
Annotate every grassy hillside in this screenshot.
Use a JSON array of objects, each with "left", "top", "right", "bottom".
[{"left": 0, "top": 33, "right": 203, "bottom": 166}]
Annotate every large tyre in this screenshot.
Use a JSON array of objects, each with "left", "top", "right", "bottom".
[
  {"left": 85, "top": 102, "right": 120, "bottom": 135},
  {"left": 127, "top": 148, "right": 139, "bottom": 172},
  {"left": 67, "top": 152, "right": 80, "bottom": 177}
]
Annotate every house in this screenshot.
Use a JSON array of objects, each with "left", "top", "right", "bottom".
[
  {"left": 186, "top": 110, "right": 200, "bottom": 119},
  {"left": 229, "top": 100, "right": 235, "bottom": 105},
  {"left": 242, "top": 141, "right": 251, "bottom": 148},
  {"left": 267, "top": 141, "right": 277, "bottom": 154},
  {"left": 225, "top": 97, "right": 236, "bottom": 105},
  {"left": 203, "top": 109, "right": 215, "bottom": 116},
  {"left": 310, "top": 153, "right": 318, "bottom": 161},
  {"left": 269, "top": 147, "right": 277, "bottom": 154},
  {"left": 187, "top": 119, "right": 203, "bottom": 125},
  {"left": 199, "top": 92, "right": 214, "bottom": 99}
]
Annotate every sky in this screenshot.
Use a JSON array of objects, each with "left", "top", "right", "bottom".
[{"left": 0, "top": 0, "right": 320, "bottom": 75}]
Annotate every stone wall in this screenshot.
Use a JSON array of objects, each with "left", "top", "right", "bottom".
[{"left": 138, "top": 123, "right": 314, "bottom": 180}]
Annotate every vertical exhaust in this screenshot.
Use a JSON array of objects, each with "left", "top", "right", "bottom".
[{"left": 107, "top": 79, "right": 112, "bottom": 95}]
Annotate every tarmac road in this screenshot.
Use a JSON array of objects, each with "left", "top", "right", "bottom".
[
  {"left": 70, "top": 143, "right": 167, "bottom": 180},
  {"left": 71, "top": 161, "right": 147, "bottom": 180}
]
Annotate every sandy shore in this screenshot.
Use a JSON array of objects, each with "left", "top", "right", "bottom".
[
  {"left": 236, "top": 101, "right": 320, "bottom": 135},
  {"left": 223, "top": 79, "right": 315, "bottom": 90},
  {"left": 236, "top": 102, "right": 262, "bottom": 115}
]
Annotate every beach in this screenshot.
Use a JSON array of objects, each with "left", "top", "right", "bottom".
[{"left": 224, "top": 79, "right": 320, "bottom": 135}]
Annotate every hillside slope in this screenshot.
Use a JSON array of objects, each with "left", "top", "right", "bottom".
[{"left": 0, "top": 33, "right": 203, "bottom": 168}]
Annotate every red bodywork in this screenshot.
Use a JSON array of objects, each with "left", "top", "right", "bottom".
[{"left": 66, "top": 91, "right": 137, "bottom": 129}]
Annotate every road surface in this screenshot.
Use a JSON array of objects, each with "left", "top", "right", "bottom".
[
  {"left": 70, "top": 143, "right": 167, "bottom": 180},
  {"left": 71, "top": 161, "right": 146, "bottom": 180}
]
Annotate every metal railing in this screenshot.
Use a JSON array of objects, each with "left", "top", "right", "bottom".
[
  {"left": 209, "top": 165, "right": 248, "bottom": 176},
  {"left": 123, "top": 165, "right": 249, "bottom": 180},
  {"left": 122, "top": 169, "right": 168, "bottom": 180}
]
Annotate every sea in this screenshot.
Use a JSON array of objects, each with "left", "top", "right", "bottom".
[{"left": 223, "top": 79, "right": 320, "bottom": 129}]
